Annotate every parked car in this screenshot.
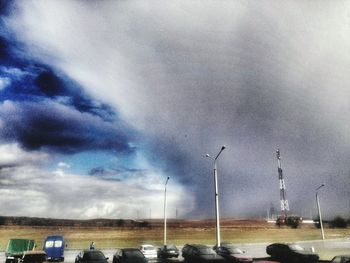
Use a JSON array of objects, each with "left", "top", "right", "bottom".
[
  {"left": 182, "top": 244, "right": 225, "bottom": 263},
  {"left": 43, "top": 236, "right": 65, "bottom": 262},
  {"left": 21, "top": 251, "right": 48, "bottom": 263},
  {"left": 330, "top": 255, "right": 350, "bottom": 263},
  {"left": 5, "top": 239, "right": 36, "bottom": 263},
  {"left": 213, "top": 243, "right": 253, "bottom": 263},
  {"left": 266, "top": 243, "right": 319, "bottom": 263},
  {"left": 75, "top": 250, "right": 109, "bottom": 263},
  {"left": 157, "top": 244, "right": 179, "bottom": 258},
  {"left": 139, "top": 245, "right": 157, "bottom": 260},
  {"left": 113, "top": 248, "right": 147, "bottom": 263}
]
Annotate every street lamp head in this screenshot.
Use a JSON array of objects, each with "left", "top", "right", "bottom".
[
  {"left": 165, "top": 176, "right": 170, "bottom": 185},
  {"left": 221, "top": 145, "right": 226, "bottom": 150},
  {"left": 206, "top": 154, "right": 210, "bottom": 158},
  {"left": 316, "top": 184, "right": 325, "bottom": 191}
]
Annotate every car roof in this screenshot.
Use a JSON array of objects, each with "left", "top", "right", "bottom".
[
  {"left": 82, "top": 250, "right": 104, "bottom": 253},
  {"left": 45, "top": 236, "right": 64, "bottom": 240},
  {"left": 24, "top": 251, "right": 46, "bottom": 255},
  {"left": 219, "top": 243, "right": 238, "bottom": 247},
  {"left": 185, "top": 244, "right": 209, "bottom": 249}
]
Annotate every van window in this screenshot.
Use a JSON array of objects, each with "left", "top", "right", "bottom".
[
  {"left": 45, "top": 241, "right": 54, "bottom": 248},
  {"left": 54, "top": 241, "right": 63, "bottom": 247}
]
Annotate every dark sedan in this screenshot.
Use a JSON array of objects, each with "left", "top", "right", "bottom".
[
  {"left": 75, "top": 250, "right": 109, "bottom": 263},
  {"left": 157, "top": 245, "right": 179, "bottom": 258},
  {"left": 182, "top": 244, "right": 225, "bottom": 263},
  {"left": 214, "top": 244, "right": 253, "bottom": 263},
  {"left": 21, "top": 251, "right": 48, "bottom": 263},
  {"left": 330, "top": 255, "right": 350, "bottom": 263},
  {"left": 266, "top": 243, "right": 319, "bottom": 263},
  {"left": 113, "top": 248, "right": 147, "bottom": 263}
]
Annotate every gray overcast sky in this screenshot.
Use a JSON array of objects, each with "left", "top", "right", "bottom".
[{"left": 0, "top": 0, "right": 350, "bottom": 219}]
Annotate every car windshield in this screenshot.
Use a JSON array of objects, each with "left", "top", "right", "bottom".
[
  {"left": 288, "top": 244, "right": 305, "bottom": 251},
  {"left": 23, "top": 254, "right": 47, "bottom": 263},
  {"left": 165, "top": 245, "right": 177, "bottom": 250},
  {"left": 143, "top": 246, "right": 155, "bottom": 251},
  {"left": 124, "top": 251, "right": 144, "bottom": 259},
  {"left": 330, "top": 256, "right": 342, "bottom": 263},
  {"left": 199, "top": 248, "right": 215, "bottom": 255},
  {"left": 83, "top": 251, "right": 106, "bottom": 261}
]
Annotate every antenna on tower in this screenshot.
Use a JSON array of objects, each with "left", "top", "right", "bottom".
[{"left": 276, "top": 149, "right": 289, "bottom": 220}]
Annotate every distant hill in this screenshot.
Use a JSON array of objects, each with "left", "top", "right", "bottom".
[
  {"left": 0, "top": 216, "right": 151, "bottom": 228},
  {"left": 0, "top": 216, "right": 277, "bottom": 229}
]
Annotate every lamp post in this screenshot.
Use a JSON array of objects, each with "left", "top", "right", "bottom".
[
  {"left": 316, "top": 184, "right": 325, "bottom": 240},
  {"left": 163, "top": 176, "right": 170, "bottom": 247},
  {"left": 206, "top": 145, "right": 226, "bottom": 247}
]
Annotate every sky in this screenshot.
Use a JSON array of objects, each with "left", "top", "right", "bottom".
[{"left": 0, "top": 0, "right": 350, "bottom": 220}]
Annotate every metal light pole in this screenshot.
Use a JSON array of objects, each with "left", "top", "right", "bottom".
[
  {"left": 163, "top": 176, "right": 170, "bottom": 247},
  {"left": 316, "top": 184, "right": 325, "bottom": 240},
  {"left": 206, "top": 145, "right": 226, "bottom": 247}
]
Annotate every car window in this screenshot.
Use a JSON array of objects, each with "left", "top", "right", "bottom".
[
  {"left": 331, "top": 256, "right": 342, "bottom": 263},
  {"left": 54, "top": 241, "right": 63, "bottom": 248},
  {"left": 83, "top": 251, "right": 105, "bottom": 261},
  {"left": 288, "top": 244, "right": 304, "bottom": 251},
  {"left": 186, "top": 247, "right": 193, "bottom": 254},
  {"left": 124, "top": 251, "right": 144, "bottom": 259},
  {"left": 226, "top": 247, "right": 243, "bottom": 254},
  {"left": 199, "top": 248, "right": 215, "bottom": 255},
  {"left": 45, "top": 241, "right": 54, "bottom": 248}
]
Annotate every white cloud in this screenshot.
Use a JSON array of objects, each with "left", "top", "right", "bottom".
[
  {"left": 1, "top": 66, "right": 28, "bottom": 79},
  {"left": 0, "top": 77, "right": 11, "bottom": 90},
  {"left": 0, "top": 164, "right": 194, "bottom": 219},
  {"left": 57, "top": 162, "right": 71, "bottom": 169},
  {"left": 0, "top": 143, "right": 49, "bottom": 167}
]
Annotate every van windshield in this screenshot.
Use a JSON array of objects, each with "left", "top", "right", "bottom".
[
  {"left": 45, "top": 241, "right": 54, "bottom": 248},
  {"left": 54, "top": 241, "right": 63, "bottom": 248}
]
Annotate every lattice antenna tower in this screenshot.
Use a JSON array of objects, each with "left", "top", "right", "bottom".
[{"left": 276, "top": 149, "right": 289, "bottom": 219}]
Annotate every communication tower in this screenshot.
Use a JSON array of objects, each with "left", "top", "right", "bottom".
[{"left": 276, "top": 149, "right": 289, "bottom": 219}]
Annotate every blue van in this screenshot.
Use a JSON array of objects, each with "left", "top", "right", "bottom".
[{"left": 43, "top": 236, "right": 65, "bottom": 262}]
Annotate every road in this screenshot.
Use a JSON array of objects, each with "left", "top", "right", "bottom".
[{"left": 1, "top": 238, "right": 349, "bottom": 263}]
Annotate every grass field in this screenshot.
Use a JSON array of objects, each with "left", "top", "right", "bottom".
[{"left": 1, "top": 224, "right": 350, "bottom": 252}]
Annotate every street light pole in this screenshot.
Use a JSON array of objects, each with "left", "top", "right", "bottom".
[
  {"left": 206, "top": 145, "right": 226, "bottom": 247},
  {"left": 164, "top": 176, "right": 170, "bottom": 247},
  {"left": 316, "top": 184, "right": 325, "bottom": 240}
]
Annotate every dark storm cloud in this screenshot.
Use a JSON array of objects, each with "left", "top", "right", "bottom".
[
  {"left": 0, "top": 24, "right": 135, "bottom": 155},
  {"left": 4, "top": 0, "right": 350, "bottom": 219},
  {"left": 88, "top": 166, "right": 148, "bottom": 183},
  {"left": 0, "top": 99, "right": 133, "bottom": 153},
  {"left": 0, "top": 1, "right": 14, "bottom": 16}
]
